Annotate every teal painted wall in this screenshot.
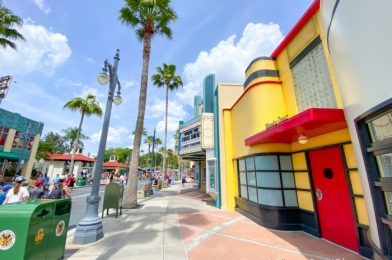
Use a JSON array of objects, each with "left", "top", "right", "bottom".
[{"left": 0, "top": 108, "right": 44, "bottom": 136}]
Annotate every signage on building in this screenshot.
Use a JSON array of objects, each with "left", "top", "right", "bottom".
[
  {"left": 265, "top": 115, "right": 288, "bottom": 129},
  {"left": 180, "top": 123, "right": 201, "bottom": 154},
  {"left": 201, "top": 113, "right": 214, "bottom": 149}
]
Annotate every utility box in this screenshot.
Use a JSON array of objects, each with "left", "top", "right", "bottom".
[
  {"left": 102, "top": 183, "right": 123, "bottom": 218},
  {"left": 0, "top": 199, "right": 71, "bottom": 260}
]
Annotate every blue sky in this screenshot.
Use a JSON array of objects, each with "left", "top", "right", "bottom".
[{"left": 0, "top": 0, "right": 313, "bottom": 156}]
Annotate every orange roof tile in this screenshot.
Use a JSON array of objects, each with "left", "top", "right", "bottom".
[
  {"left": 48, "top": 153, "right": 95, "bottom": 162},
  {"left": 102, "top": 161, "right": 127, "bottom": 168}
]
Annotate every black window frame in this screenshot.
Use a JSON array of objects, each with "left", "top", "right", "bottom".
[
  {"left": 356, "top": 98, "right": 392, "bottom": 257},
  {"left": 237, "top": 153, "right": 298, "bottom": 208}
]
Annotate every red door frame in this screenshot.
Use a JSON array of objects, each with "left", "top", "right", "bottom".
[{"left": 308, "top": 146, "right": 359, "bottom": 252}]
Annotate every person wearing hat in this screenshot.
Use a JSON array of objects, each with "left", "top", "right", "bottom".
[
  {"left": 48, "top": 175, "right": 72, "bottom": 200},
  {"left": 30, "top": 180, "right": 45, "bottom": 199},
  {"left": 3, "top": 176, "right": 30, "bottom": 204},
  {"left": 0, "top": 184, "right": 12, "bottom": 205}
]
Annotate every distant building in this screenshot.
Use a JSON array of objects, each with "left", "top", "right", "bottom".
[
  {"left": 0, "top": 108, "right": 43, "bottom": 182},
  {"left": 43, "top": 146, "right": 95, "bottom": 180},
  {"left": 102, "top": 155, "right": 127, "bottom": 175}
]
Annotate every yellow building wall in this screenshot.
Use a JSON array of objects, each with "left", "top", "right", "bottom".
[
  {"left": 230, "top": 83, "right": 288, "bottom": 159},
  {"left": 292, "top": 152, "right": 313, "bottom": 212},
  {"left": 245, "top": 59, "right": 278, "bottom": 78},
  {"left": 217, "top": 83, "right": 243, "bottom": 210},
  {"left": 23, "top": 134, "right": 41, "bottom": 180},
  {"left": 223, "top": 110, "right": 237, "bottom": 210},
  {"left": 3, "top": 129, "right": 16, "bottom": 152}
]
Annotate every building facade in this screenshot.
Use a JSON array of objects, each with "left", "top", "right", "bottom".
[
  {"left": 321, "top": 0, "right": 392, "bottom": 258},
  {"left": 217, "top": 0, "right": 371, "bottom": 257},
  {"left": 0, "top": 108, "right": 43, "bottom": 181},
  {"left": 178, "top": 75, "right": 217, "bottom": 202},
  {"left": 44, "top": 151, "right": 95, "bottom": 180}
]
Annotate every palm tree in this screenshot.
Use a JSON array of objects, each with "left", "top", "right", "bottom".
[
  {"left": 152, "top": 63, "right": 183, "bottom": 176},
  {"left": 119, "top": 0, "right": 177, "bottom": 208},
  {"left": 0, "top": 5, "right": 24, "bottom": 50},
  {"left": 62, "top": 127, "right": 90, "bottom": 153},
  {"left": 154, "top": 137, "right": 161, "bottom": 167},
  {"left": 63, "top": 94, "right": 102, "bottom": 175},
  {"left": 144, "top": 135, "right": 153, "bottom": 168}
]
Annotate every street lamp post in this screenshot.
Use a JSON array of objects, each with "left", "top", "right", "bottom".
[{"left": 74, "top": 49, "right": 122, "bottom": 244}]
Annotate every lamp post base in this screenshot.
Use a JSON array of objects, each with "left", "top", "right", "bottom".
[{"left": 73, "top": 195, "right": 104, "bottom": 244}]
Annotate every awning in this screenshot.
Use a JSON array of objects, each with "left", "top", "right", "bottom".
[
  {"left": 245, "top": 108, "right": 347, "bottom": 146},
  {"left": 0, "top": 150, "right": 20, "bottom": 161}
]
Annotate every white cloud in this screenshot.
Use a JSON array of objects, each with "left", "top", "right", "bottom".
[
  {"left": 84, "top": 56, "right": 96, "bottom": 64},
  {"left": 32, "top": 0, "right": 51, "bottom": 14},
  {"left": 90, "top": 126, "right": 132, "bottom": 146},
  {"left": 147, "top": 99, "right": 188, "bottom": 135},
  {"left": 176, "top": 22, "right": 283, "bottom": 105},
  {"left": 149, "top": 22, "right": 283, "bottom": 149},
  {"left": 0, "top": 21, "right": 71, "bottom": 75}
]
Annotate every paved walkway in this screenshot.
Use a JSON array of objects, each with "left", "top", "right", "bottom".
[{"left": 65, "top": 182, "right": 366, "bottom": 260}]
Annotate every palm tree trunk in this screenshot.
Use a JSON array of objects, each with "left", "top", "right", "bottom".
[
  {"left": 69, "top": 112, "right": 84, "bottom": 176},
  {"left": 162, "top": 86, "right": 169, "bottom": 176},
  {"left": 123, "top": 33, "right": 152, "bottom": 208},
  {"left": 154, "top": 144, "right": 158, "bottom": 168}
]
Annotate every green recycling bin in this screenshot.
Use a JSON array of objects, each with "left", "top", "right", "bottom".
[
  {"left": 76, "top": 177, "right": 83, "bottom": 186},
  {"left": 0, "top": 199, "right": 71, "bottom": 260}
]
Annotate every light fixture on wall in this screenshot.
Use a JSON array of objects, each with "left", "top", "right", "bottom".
[{"left": 298, "top": 134, "right": 308, "bottom": 144}]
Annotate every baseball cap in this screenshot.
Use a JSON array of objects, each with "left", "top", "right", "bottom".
[
  {"left": 2, "top": 185, "right": 12, "bottom": 192},
  {"left": 15, "top": 176, "right": 26, "bottom": 182},
  {"left": 59, "top": 175, "right": 66, "bottom": 181}
]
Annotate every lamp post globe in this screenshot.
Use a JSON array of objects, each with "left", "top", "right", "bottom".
[
  {"left": 113, "top": 95, "right": 122, "bottom": 105},
  {"left": 97, "top": 71, "right": 109, "bottom": 85}
]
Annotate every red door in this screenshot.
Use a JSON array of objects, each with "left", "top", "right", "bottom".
[{"left": 309, "top": 147, "right": 359, "bottom": 252}]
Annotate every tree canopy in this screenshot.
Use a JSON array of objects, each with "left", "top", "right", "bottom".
[{"left": 0, "top": 5, "right": 24, "bottom": 50}]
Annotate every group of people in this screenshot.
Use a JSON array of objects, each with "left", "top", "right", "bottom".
[{"left": 0, "top": 173, "right": 74, "bottom": 205}]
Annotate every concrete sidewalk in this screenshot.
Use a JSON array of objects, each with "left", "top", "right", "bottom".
[{"left": 65, "top": 182, "right": 365, "bottom": 260}]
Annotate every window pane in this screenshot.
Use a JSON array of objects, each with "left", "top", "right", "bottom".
[
  {"left": 239, "top": 159, "right": 246, "bottom": 171},
  {"left": 376, "top": 153, "right": 392, "bottom": 178},
  {"left": 255, "top": 155, "right": 279, "bottom": 170},
  {"left": 247, "top": 172, "right": 256, "bottom": 186},
  {"left": 256, "top": 172, "right": 281, "bottom": 188},
  {"left": 239, "top": 172, "right": 247, "bottom": 185},
  {"left": 284, "top": 190, "right": 298, "bottom": 207},
  {"left": 258, "top": 189, "right": 283, "bottom": 206},
  {"left": 291, "top": 42, "right": 337, "bottom": 112},
  {"left": 240, "top": 186, "right": 248, "bottom": 199},
  {"left": 248, "top": 187, "right": 257, "bottom": 203},
  {"left": 282, "top": 172, "right": 295, "bottom": 188},
  {"left": 368, "top": 111, "right": 392, "bottom": 143},
  {"left": 280, "top": 156, "right": 293, "bottom": 170},
  {"left": 246, "top": 157, "right": 255, "bottom": 171},
  {"left": 385, "top": 192, "right": 392, "bottom": 215}
]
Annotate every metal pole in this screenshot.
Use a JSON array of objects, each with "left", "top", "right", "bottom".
[
  {"left": 74, "top": 49, "right": 120, "bottom": 244},
  {"left": 149, "top": 128, "right": 156, "bottom": 195}
]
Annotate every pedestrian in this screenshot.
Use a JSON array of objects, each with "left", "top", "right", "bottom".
[
  {"left": 30, "top": 180, "right": 45, "bottom": 199},
  {"left": 0, "top": 185, "right": 12, "bottom": 205},
  {"left": 181, "top": 173, "right": 186, "bottom": 187},
  {"left": 120, "top": 174, "right": 125, "bottom": 185},
  {"left": 48, "top": 176, "right": 72, "bottom": 200},
  {"left": 43, "top": 173, "right": 50, "bottom": 184},
  {"left": 53, "top": 174, "right": 60, "bottom": 185},
  {"left": 3, "top": 176, "right": 30, "bottom": 204}
]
